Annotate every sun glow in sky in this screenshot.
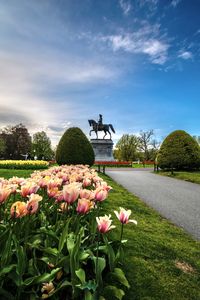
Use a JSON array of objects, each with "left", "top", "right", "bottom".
[{"left": 0, "top": 0, "right": 200, "bottom": 146}]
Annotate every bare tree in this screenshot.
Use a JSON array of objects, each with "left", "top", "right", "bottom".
[{"left": 138, "top": 130, "right": 154, "bottom": 160}]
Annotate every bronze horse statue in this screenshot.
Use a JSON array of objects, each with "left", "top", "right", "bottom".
[{"left": 88, "top": 119, "right": 115, "bottom": 139}]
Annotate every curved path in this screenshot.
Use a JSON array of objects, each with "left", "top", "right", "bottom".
[{"left": 106, "top": 168, "right": 200, "bottom": 240}]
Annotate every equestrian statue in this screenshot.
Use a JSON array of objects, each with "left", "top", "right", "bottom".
[{"left": 88, "top": 114, "right": 115, "bottom": 139}]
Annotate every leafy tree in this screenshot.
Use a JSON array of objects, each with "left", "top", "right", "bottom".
[
  {"left": 0, "top": 137, "right": 6, "bottom": 158},
  {"left": 32, "top": 131, "right": 54, "bottom": 160},
  {"left": 138, "top": 130, "right": 154, "bottom": 161},
  {"left": 115, "top": 134, "right": 138, "bottom": 161},
  {"left": 157, "top": 130, "right": 200, "bottom": 171},
  {"left": 0, "top": 123, "right": 31, "bottom": 159},
  {"left": 56, "top": 127, "right": 94, "bottom": 166}
]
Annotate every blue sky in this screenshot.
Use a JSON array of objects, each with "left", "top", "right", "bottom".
[{"left": 0, "top": 0, "right": 200, "bottom": 146}]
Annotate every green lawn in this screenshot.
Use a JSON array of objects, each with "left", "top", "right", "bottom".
[
  {"left": 1, "top": 168, "right": 200, "bottom": 299},
  {"left": 0, "top": 168, "right": 35, "bottom": 179},
  {"left": 132, "top": 163, "right": 154, "bottom": 168},
  {"left": 101, "top": 174, "right": 200, "bottom": 300},
  {"left": 156, "top": 170, "right": 200, "bottom": 184}
]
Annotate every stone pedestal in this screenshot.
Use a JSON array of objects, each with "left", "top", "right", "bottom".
[{"left": 90, "top": 139, "right": 114, "bottom": 161}]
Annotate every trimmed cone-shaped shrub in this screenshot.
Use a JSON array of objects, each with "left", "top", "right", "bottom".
[
  {"left": 157, "top": 130, "right": 200, "bottom": 170},
  {"left": 56, "top": 127, "right": 95, "bottom": 166}
]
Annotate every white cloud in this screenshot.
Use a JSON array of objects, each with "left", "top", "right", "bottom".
[
  {"left": 171, "top": 0, "right": 182, "bottom": 7},
  {"left": 102, "top": 32, "right": 169, "bottom": 65},
  {"left": 178, "top": 50, "right": 193, "bottom": 60},
  {"left": 119, "top": 0, "right": 132, "bottom": 15},
  {"left": 0, "top": 48, "right": 118, "bottom": 146}
]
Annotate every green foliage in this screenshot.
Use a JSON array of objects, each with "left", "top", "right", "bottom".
[
  {"left": 157, "top": 130, "right": 200, "bottom": 170},
  {"left": 0, "top": 123, "right": 31, "bottom": 159},
  {"left": 115, "top": 134, "right": 138, "bottom": 161},
  {"left": 0, "top": 137, "right": 6, "bottom": 158},
  {"left": 56, "top": 127, "right": 94, "bottom": 165},
  {"left": 115, "top": 131, "right": 157, "bottom": 162},
  {"left": 157, "top": 170, "right": 200, "bottom": 184},
  {"left": 32, "top": 131, "right": 54, "bottom": 160}
]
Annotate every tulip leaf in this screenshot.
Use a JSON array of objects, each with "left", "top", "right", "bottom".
[
  {"left": 58, "top": 220, "right": 69, "bottom": 253},
  {"left": 16, "top": 245, "right": 26, "bottom": 284},
  {"left": 112, "top": 268, "right": 130, "bottom": 288},
  {"left": 67, "top": 233, "right": 75, "bottom": 254},
  {"left": 103, "top": 236, "right": 115, "bottom": 272},
  {"left": 1, "top": 231, "right": 12, "bottom": 266},
  {"left": 79, "top": 250, "right": 90, "bottom": 261},
  {"left": 75, "top": 268, "right": 86, "bottom": 284},
  {"left": 76, "top": 280, "right": 97, "bottom": 291},
  {"left": 103, "top": 285, "right": 125, "bottom": 300},
  {"left": 23, "top": 267, "right": 61, "bottom": 286},
  {"left": 84, "top": 290, "right": 93, "bottom": 300},
  {"left": 92, "top": 256, "right": 106, "bottom": 287},
  {"left": 0, "top": 264, "right": 16, "bottom": 278},
  {"left": 42, "top": 247, "right": 59, "bottom": 256}
]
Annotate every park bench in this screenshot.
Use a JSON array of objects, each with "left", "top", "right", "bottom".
[{"left": 94, "top": 161, "right": 132, "bottom": 174}]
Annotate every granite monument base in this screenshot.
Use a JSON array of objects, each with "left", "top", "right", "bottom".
[{"left": 90, "top": 139, "right": 114, "bottom": 161}]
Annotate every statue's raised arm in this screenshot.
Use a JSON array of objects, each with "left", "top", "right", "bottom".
[{"left": 88, "top": 114, "right": 115, "bottom": 139}]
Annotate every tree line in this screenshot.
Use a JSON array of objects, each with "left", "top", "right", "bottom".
[
  {"left": 114, "top": 130, "right": 159, "bottom": 162},
  {"left": 0, "top": 123, "right": 54, "bottom": 160}
]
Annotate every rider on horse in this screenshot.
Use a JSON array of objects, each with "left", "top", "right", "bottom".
[{"left": 98, "top": 114, "right": 103, "bottom": 130}]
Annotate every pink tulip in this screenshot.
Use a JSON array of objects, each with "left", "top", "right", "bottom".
[
  {"left": 76, "top": 198, "right": 91, "bottom": 214},
  {"left": 114, "top": 207, "right": 137, "bottom": 225},
  {"left": 96, "top": 214, "right": 116, "bottom": 233},
  {"left": 47, "top": 178, "right": 62, "bottom": 189},
  {"left": 10, "top": 201, "right": 27, "bottom": 218},
  {"left": 0, "top": 185, "right": 12, "bottom": 204},
  {"left": 38, "top": 176, "right": 51, "bottom": 188},
  {"left": 55, "top": 191, "right": 64, "bottom": 203},
  {"left": 79, "top": 189, "right": 94, "bottom": 200},
  {"left": 97, "top": 181, "right": 112, "bottom": 191},
  {"left": 26, "top": 194, "right": 42, "bottom": 214},
  {"left": 62, "top": 183, "right": 81, "bottom": 204},
  {"left": 60, "top": 202, "right": 68, "bottom": 212},
  {"left": 82, "top": 178, "right": 92, "bottom": 187},
  {"left": 94, "top": 188, "right": 108, "bottom": 202},
  {"left": 47, "top": 187, "right": 59, "bottom": 198},
  {"left": 20, "top": 181, "right": 39, "bottom": 198}
]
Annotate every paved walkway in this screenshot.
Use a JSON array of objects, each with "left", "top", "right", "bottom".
[{"left": 106, "top": 168, "right": 200, "bottom": 240}]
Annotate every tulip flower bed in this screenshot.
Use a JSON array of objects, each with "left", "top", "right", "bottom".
[
  {"left": 0, "top": 165, "right": 136, "bottom": 299},
  {"left": 0, "top": 160, "right": 49, "bottom": 170}
]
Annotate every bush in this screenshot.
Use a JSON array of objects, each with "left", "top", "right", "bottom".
[
  {"left": 157, "top": 130, "right": 200, "bottom": 170},
  {"left": 56, "top": 127, "right": 95, "bottom": 166}
]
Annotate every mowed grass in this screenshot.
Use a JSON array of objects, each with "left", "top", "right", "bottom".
[
  {"left": 1, "top": 168, "right": 200, "bottom": 299},
  {"left": 157, "top": 170, "right": 200, "bottom": 184},
  {"left": 0, "top": 168, "right": 34, "bottom": 179},
  {"left": 101, "top": 174, "right": 200, "bottom": 300}
]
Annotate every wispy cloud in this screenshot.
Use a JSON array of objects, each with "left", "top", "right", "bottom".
[
  {"left": 178, "top": 50, "right": 193, "bottom": 60},
  {"left": 0, "top": 1, "right": 120, "bottom": 145},
  {"left": 119, "top": 0, "right": 132, "bottom": 15},
  {"left": 101, "top": 23, "right": 169, "bottom": 65},
  {"left": 171, "top": 0, "right": 182, "bottom": 8},
  {"left": 0, "top": 48, "right": 117, "bottom": 144}
]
